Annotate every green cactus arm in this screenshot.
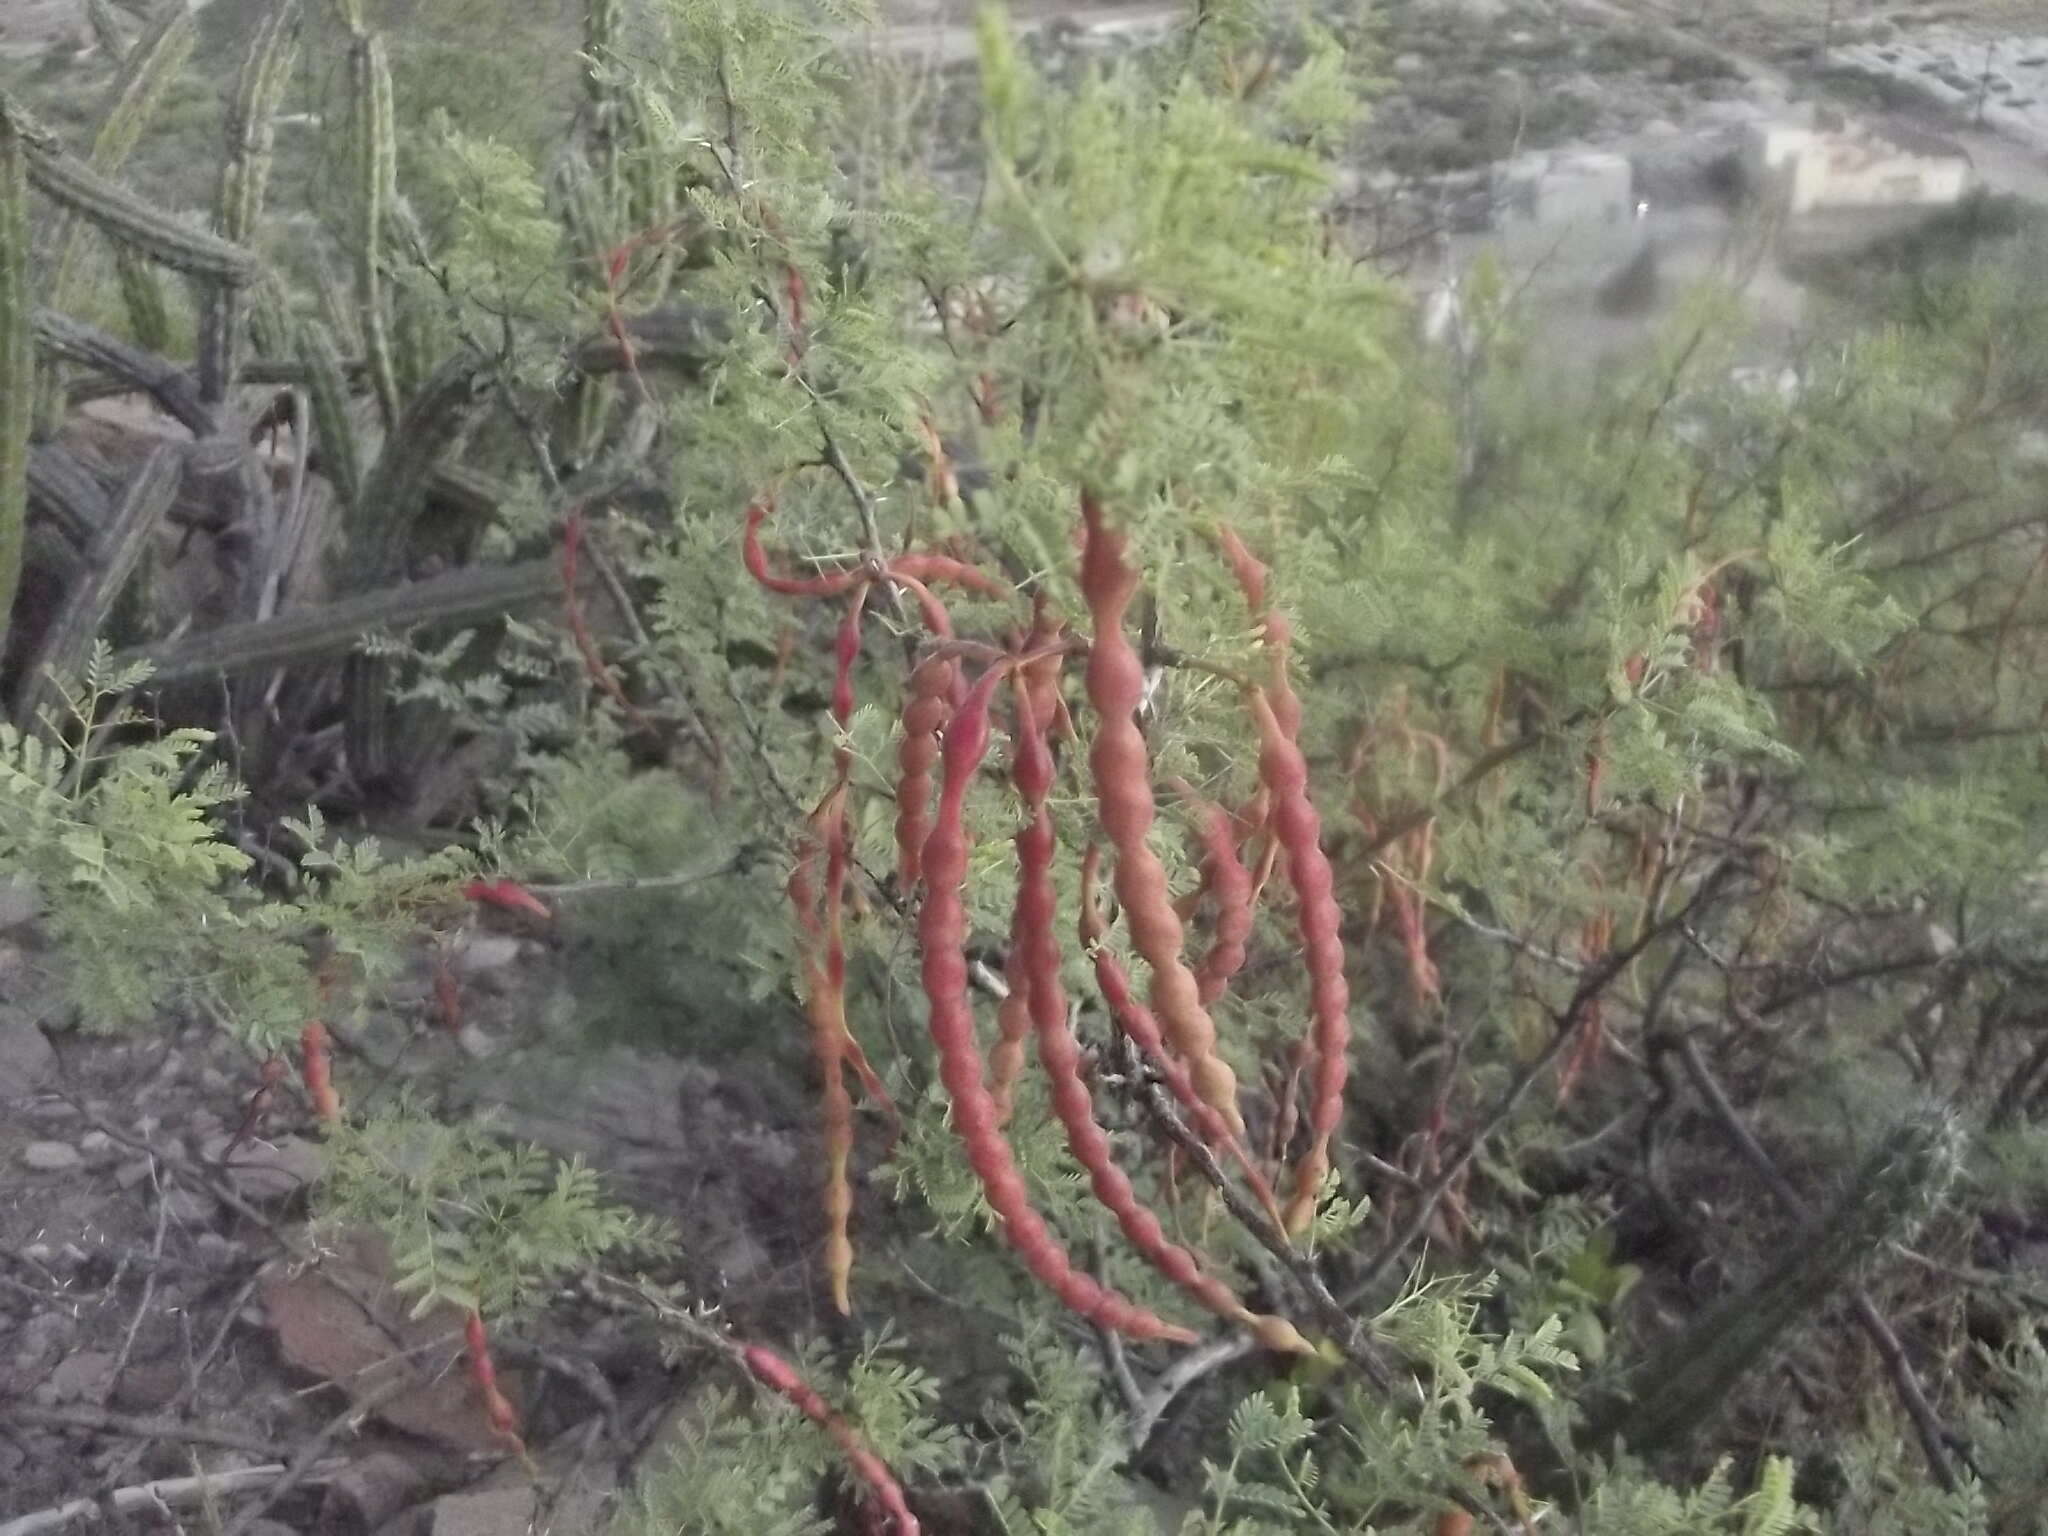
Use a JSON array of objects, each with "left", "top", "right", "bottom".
[
  {"left": 46, "top": 7, "right": 197, "bottom": 304},
  {"left": 14, "top": 444, "right": 182, "bottom": 729},
  {"left": 298, "top": 315, "right": 363, "bottom": 511},
  {"left": 0, "top": 104, "right": 30, "bottom": 653},
  {"left": 86, "top": 0, "right": 129, "bottom": 61},
  {"left": 33, "top": 309, "right": 214, "bottom": 435},
  {"left": 112, "top": 246, "right": 172, "bottom": 354},
  {"left": 36, "top": 9, "right": 196, "bottom": 432},
  {"left": 1605, "top": 1112, "right": 1958, "bottom": 1458},
  {"left": 350, "top": 31, "right": 402, "bottom": 430},
  {"left": 200, "top": 0, "right": 303, "bottom": 403},
  {"left": 113, "top": 555, "right": 577, "bottom": 687},
  {"left": 4, "top": 96, "right": 259, "bottom": 284},
  {"left": 348, "top": 353, "right": 487, "bottom": 588},
  {"left": 25, "top": 445, "right": 114, "bottom": 549}
]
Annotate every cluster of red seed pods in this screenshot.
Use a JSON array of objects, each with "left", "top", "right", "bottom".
[{"left": 746, "top": 483, "right": 1356, "bottom": 1335}]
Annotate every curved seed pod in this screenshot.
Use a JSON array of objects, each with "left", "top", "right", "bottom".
[
  {"left": 919, "top": 665, "right": 1194, "bottom": 1344},
  {"left": 1014, "top": 689, "right": 1306, "bottom": 1353},
  {"left": 893, "top": 652, "right": 953, "bottom": 890},
  {"left": 1078, "top": 846, "right": 1285, "bottom": 1231},
  {"left": 1079, "top": 493, "right": 1243, "bottom": 1138},
  {"left": 348, "top": 30, "right": 400, "bottom": 429},
  {"left": 802, "top": 789, "right": 858, "bottom": 1314},
  {"left": 9, "top": 96, "right": 256, "bottom": 283},
  {"left": 0, "top": 105, "right": 28, "bottom": 642},
  {"left": 1243, "top": 684, "right": 1350, "bottom": 1234},
  {"left": 743, "top": 498, "right": 864, "bottom": 597},
  {"left": 199, "top": 0, "right": 301, "bottom": 405},
  {"left": 737, "top": 1343, "right": 922, "bottom": 1536},
  {"left": 887, "top": 550, "right": 1010, "bottom": 599},
  {"left": 463, "top": 1310, "right": 525, "bottom": 1454},
  {"left": 1019, "top": 591, "right": 1071, "bottom": 739},
  {"left": 1179, "top": 783, "right": 1254, "bottom": 1005},
  {"left": 988, "top": 936, "right": 1033, "bottom": 1127},
  {"left": 1216, "top": 526, "right": 1302, "bottom": 740}
]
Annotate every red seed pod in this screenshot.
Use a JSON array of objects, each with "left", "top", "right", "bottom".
[
  {"left": 1244, "top": 684, "right": 1351, "bottom": 1235},
  {"left": 464, "top": 1311, "right": 526, "bottom": 1453},
  {"left": 743, "top": 498, "right": 864, "bottom": 598},
  {"left": 988, "top": 935, "right": 1034, "bottom": 1127},
  {"left": 463, "top": 879, "right": 551, "bottom": 923},
  {"left": 808, "top": 789, "right": 859, "bottom": 1315},
  {"left": 1078, "top": 845, "right": 1291, "bottom": 1241},
  {"left": 887, "top": 551, "right": 1011, "bottom": 600},
  {"left": 1177, "top": 784, "right": 1255, "bottom": 1006},
  {"left": 1079, "top": 494, "right": 1244, "bottom": 1139},
  {"left": 919, "top": 665, "right": 1195, "bottom": 1343},
  {"left": 738, "top": 1343, "right": 922, "bottom": 1536},
  {"left": 1012, "top": 685, "right": 1306, "bottom": 1353},
  {"left": 894, "top": 653, "right": 955, "bottom": 891},
  {"left": 300, "top": 1021, "right": 341, "bottom": 1124}
]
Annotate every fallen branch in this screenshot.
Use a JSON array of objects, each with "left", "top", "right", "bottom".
[
  {"left": 0, "top": 1461, "right": 344, "bottom": 1536},
  {"left": 0, "top": 1403, "right": 291, "bottom": 1460}
]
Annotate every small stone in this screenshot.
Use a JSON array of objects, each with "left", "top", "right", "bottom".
[
  {"left": 455, "top": 1023, "right": 501, "bottom": 1060},
  {"left": 1391, "top": 51, "right": 1425, "bottom": 76},
  {"left": 22, "top": 1140, "right": 81, "bottom": 1172},
  {"left": 195, "top": 1232, "right": 244, "bottom": 1267},
  {"left": 20, "top": 1243, "right": 52, "bottom": 1265},
  {"left": 201, "top": 1133, "right": 323, "bottom": 1203},
  {"left": 452, "top": 932, "right": 522, "bottom": 976},
  {"left": 0, "top": 875, "right": 39, "bottom": 930},
  {"left": 160, "top": 1187, "right": 214, "bottom": 1228},
  {"left": 116, "top": 1158, "right": 156, "bottom": 1190},
  {"left": 46, "top": 1349, "right": 116, "bottom": 1405},
  {"left": 77, "top": 1130, "right": 111, "bottom": 1153},
  {"left": 0, "top": 1013, "right": 56, "bottom": 1104},
  {"left": 111, "top": 1357, "right": 185, "bottom": 1413}
]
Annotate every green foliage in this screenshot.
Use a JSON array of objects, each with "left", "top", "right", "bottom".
[
  {"left": 624, "top": 1330, "right": 967, "bottom": 1536},
  {"left": 318, "top": 1099, "right": 667, "bottom": 1318},
  {"left": 0, "top": 650, "right": 471, "bottom": 1043}
]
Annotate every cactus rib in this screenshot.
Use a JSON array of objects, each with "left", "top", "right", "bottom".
[
  {"left": 0, "top": 103, "right": 29, "bottom": 653},
  {"left": 349, "top": 31, "right": 401, "bottom": 429},
  {"left": 200, "top": 0, "right": 303, "bottom": 403},
  {"left": 10, "top": 99, "right": 258, "bottom": 284}
]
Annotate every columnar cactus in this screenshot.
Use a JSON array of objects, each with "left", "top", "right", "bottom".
[
  {"left": 348, "top": 29, "right": 401, "bottom": 430},
  {"left": 0, "top": 102, "right": 30, "bottom": 652},
  {"left": 200, "top": 0, "right": 302, "bottom": 402}
]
